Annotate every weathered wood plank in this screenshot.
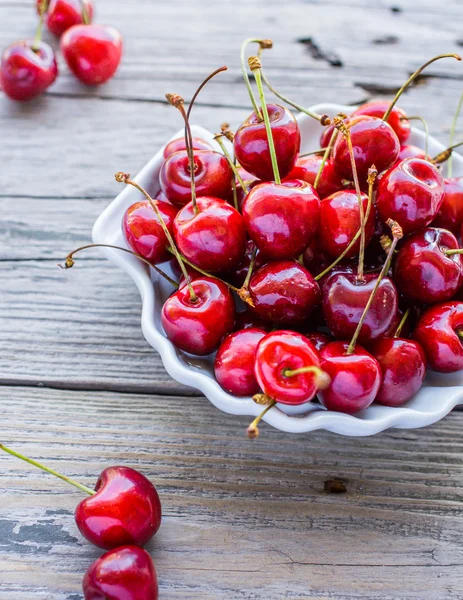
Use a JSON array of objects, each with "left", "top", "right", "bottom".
[{"left": 0, "top": 386, "right": 462, "bottom": 599}]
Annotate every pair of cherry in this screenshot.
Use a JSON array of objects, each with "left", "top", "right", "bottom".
[
  {"left": 0, "top": 0, "right": 122, "bottom": 101},
  {"left": 0, "top": 444, "right": 161, "bottom": 598}
]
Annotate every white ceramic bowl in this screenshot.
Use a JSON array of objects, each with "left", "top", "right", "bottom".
[{"left": 93, "top": 104, "right": 463, "bottom": 435}]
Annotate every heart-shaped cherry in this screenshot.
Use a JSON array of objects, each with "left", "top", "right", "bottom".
[
  {"left": 0, "top": 40, "right": 58, "bottom": 101},
  {"left": 37, "top": 0, "right": 94, "bottom": 37},
  {"left": 413, "top": 301, "right": 463, "bottom": 372},
  {"left": 369, "top": 338, "right": 426, "bottom": 406},
  {"left": 352, "top": 100, "right": 411, "bottom": 144},
  {"left": 83, "top": 546, "right": 158, "bottom": 600},
  {"left": 163, "top": 136, "right": 213, "bottom": 159},
  {"left": 432, "top": 177, "right": 463, "bottom": 234},
  {"left": 61, "top": 24, "right": 122, "bottom": 85},
  {"left": 161, "top": 276, "right": 235, "bottom": 355},
  {"left": 394, "top": 227, "right": 463, "bottom": 304},
  {"left": 214, "top": 328, "right": 266, "bottom": 396},
  {"left": 242, "top": 180, "right": 320, "bottom": 260},
  {"left": 376, "top": 158, "right": 444, "bottom": 234},
  {"left": 283, "top": 154, "right": 345, "bottom": 199}
]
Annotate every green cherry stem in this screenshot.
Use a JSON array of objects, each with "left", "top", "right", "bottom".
[
  {"left": 314, "top": 165, "right": 377, "bottom": 282},
  {"left": 59, "top": 243, "right": 178, "bottom": 288},
  {"left": 394, "top": 308, "right": 410, "bottom": 338},
  {"left": 80, "top": 0, "right": 91, "bottom": 25},
  {"left": 33, "top": 0, "right": 48, "bottom": 51},
  {"left": 237, "top": 245, "right": 258, "bottom": 305},
  {"left": 0, "top": 444, "right": 95, "bottom": 496},
  {"left": 383, "top": 53, "right": 461, "bottom": 122},
  {"left": 314, "top": 127, "right": 339, "bottom": 191},
  {"left": 403, "top": 116, "right": 430, "bottom": 159},
  {"left": 246, "top": 400, "right": 277, "bottom": 439},
  {"left": 240, "top": 39, "right": 267, "bottom": 118},
  {"left": 346, "top": 219, "right": 404, "bottom": 356},
  {"left": 283, "top": 366, "right": 331, "bottom": 389},
  {"left": 249, "top": 56, "right": 281, "bottom": 184},
  {"left": 445, "top": 248, "right": 463, "bottom": 256},
  {"left": 214, "top": 134, "right": 250, "bottom": 194},
  {"left": 115, "top": 172, "right": 197, "bottom": 303},
  {"left": 448, "top": 91, "right": 463, "bottom": 178},
  {"left": 299, "top": 148, "right": 328, "bottom": 158}
]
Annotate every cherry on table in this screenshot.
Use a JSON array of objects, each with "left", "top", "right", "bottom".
[
  {"left": 83, "top": 546, "right": 158, "bottom": 600},
  {"left": 61, "top": 24, "right": 123, "bottom": 85},
  {"left": 0, "top": 40, "right": 58, "bottom": 101},
  {"left": 37, "top": 0, "right": 94, "bottom": 37}
]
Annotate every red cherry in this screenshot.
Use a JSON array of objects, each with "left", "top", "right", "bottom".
[
  {"left": 254, "top": 331, "right": 324, "bottom": 404},
  {"left": 234, "top": 309, "right": 271, "bottom": 332},
  {"left": 122, "top": 200, "right": 178, "bottom": 264},
  {"left": 394, "top": 227, "right": 463, "bottom": 304},
  {"left": 75, "top": 466, "right": 161, "bottom": 550},
  {"left": 370, "top": 338, "right": 426, "bottom": 406},
  {"left": 242, "top": 180, "right": 320, "bottom": 260},
  {"left": 302, "top": 239, "right": 333, "bottom": 277},
  {"left": 163, "top": 137, "right": 213, "bottom": 159},
  {"left": 332, "top": 116, "right": 400, "bottom": 183},
  {"left": 398, "top": 144, "right": 426, "bottom": 161},
  {"left": 83, "top": 546, "right": 158, "bottom": 600},
  {"left": 234, "top": 104, "right": 301, "bottom": 181},
  {"left": 0, "top": 40, "right": 58, "bottom": 101},
  {"left": 376, "top": 158, "right": 444, "bottom": 234},
  {"left": 61, "top": 24, "right": 122, "bottom": 85},
  {"left": 413, "top": 301, "right": 463, "bottom": 372},
  {"left": 317, "top": 190, "right": 376, "bottom": 259},
  {"left": 248, "top": 261, "right": 321, "bottom": 324},
  {"left": 304, "top": 331, "right": 333, "bottom": 352},
  {"left": 352, "top": 100, "right": 411, "bottom": 144},
  {"left": 161, "top": 277, "right": 235, "bottom": 355},
  {"left": 283, "top": 154, "right": 345, "bottom": 199},
  {"left": 214, "top": 328, "right": 266, "bottom": 396},
  {"left": 173, "top": 196, "right": 246, "bottom": 272},
  {"left": 160, "top": 150, "right": 232, "bottom": 206},
  {"left": 318, "top": 341, "right": 382, "bottom": 414},
  {"left": 322, "top": 271, "right": 398, "bottom": 343},
  {"left": 37, "top": 0, "right": 94, "bottom": 37},
  {"left": 432, "top": 178, "right": 463, "bottom": 234}
]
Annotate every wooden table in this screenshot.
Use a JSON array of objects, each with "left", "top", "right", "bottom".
[{"left": 1, "top": 0, "right": 463, "bottom": 597}]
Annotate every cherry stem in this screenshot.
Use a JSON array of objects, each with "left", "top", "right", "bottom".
[
  {"left": 33, "top": 0, "right": 48, "bottom": 51},
  {"left": 457, "top": 329, "right": 463, "bottom": 340},
  {"left": 240, "top": 39, "right": 264, "bottom": 118},
  {"left": 346, "top": 219, "right": 403, "bottom": 355},
  {"left": 432, "top": 140, "right": 463, "bottom": 165},
  {"left": 314, "top": 128, "right": 339, "bottom": 190},
  {"left": 299, "top": 148, "right": 328, "bottom": 158},
  {"left": 250, "top": 56, "right": 281, "bottom": 184},
  {"left": 247, "top": 400, "right": 276, "bottom": 439},
  {"left": 58, "top": 243, "right": 178, "bottom": 287},
  {"left": 383, "top": 54, "right": 461, "bottom": 122},
  {"left": 214, "top": 134, "right": 249, "bottom": 194},
  {"left": 80, "top": 0, "right": 90, "bottom": 25},
  {"left": 445, "top": 248, "right": 463, "bottom": 256},
  {"left": 260, "top": 69, "right": 330, "bottom": 125},
  {"left": 242, "top": 246, "right": 258, "bottom": 290},
  {"left": 115, "top": 173, "right": 197, "bottom": 302},
  {"left": 283, "top": 366, "right": 331, "bottom": 389},
  {"left": 0, "top": 444, "right": 95, "bottom": 496},
  {"left": 448, "top": 91, "right": 463, "bottom": 177},
  {"left": 404, "top": 116, "right": 430, "bottom": 159},
  {"left": 186, "top": 66, "right": 227, "bottom": 121},
  {"left": 394, "top": 308, "right": 410, "bottom": 338}
]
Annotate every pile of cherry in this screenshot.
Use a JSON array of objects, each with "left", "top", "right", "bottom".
[
  {"left": 0, "top": 0, "right": 122, "bottom": 101},
  {"left": 0, "top": 443, "right": 161, "bottom": 598},
  {"left": 65, "top": 41, "right": 463, "bottom": 439}
]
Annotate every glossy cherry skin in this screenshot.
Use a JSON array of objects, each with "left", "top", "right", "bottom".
[
  {"left": 320, "top": 123, "right": 336, "bottom": 148},
  {"left": 234, "top": 310, "right": 271, "bottom": 332},
  {"left": 249, "top": 261, "right": 321, "bottom": 324},
  {"left": 432, "top": 178, "right": 463, "bottom": 234},
  {"left": 122, "top": 200, "right": 178, "bottom": 265},
  {"left": 283, "top": 155, "right": 345, "bottom": 199},
  {"left": 161, "top": 277, "right": 235, "bottom": 355},
  {"left": 214, "top": 328, "right": 266, "bottom": 396},
  {"left": 318, "top": 341, "right": 382, "bottom": 414},
  {"left": 225, "top": 240, "right": 265, "bottom": 288},
  {"left": 322, "top": 271, "right": 398, "bottom": 344},
  {"left": 61, "top": 24, "right": 122, "bottom": 85},
  {"left": 173, "top": 196, "right": 246, "bottom": 272},
  {"left": 160, "top": 150, "right": 232, "bottom": 206},
  {"left": 37, "top": 0, "right": 94, "bottom": 37},
  {"left": 302, "top": 239, "right": 333, "bottom": 277},
  {"left": 352, "top": 100, "right": 411, "bottom": 144},
  {"left": 332, "top": 116, "right": 400, "bottom": 183},
  {"left": 0, "top": 40, "right": 58, "bottom": 101},
  {"left": 234, "top": 104, "right": 301, "bottom": 181},
  {"left": 305, "top": 331, "right": 333, "bottom": 352},
  {"left": 75, "top": 467, "right": 161, "bottom": 550},
  {"left": 370, "top": 338, "right": 426, "bottom": 407},
  {"left": 163, "top": 137, "right": 213, "bottom": 159},
  {"left": 394, "top": 227, "right": 463, "bottom": 305},
  {"left": 398, "top": 144, "right": 426, "bottom": 161},
  {"left": 376, "top": 158, "right": 444, "bottom": 234},
  {"left": 242, "top": 180, "right": 320, "bottom": 260},
  {"left": 83, "top": 546, "right": 158, "bottom": 600},
  {"left": 317, "top": 190, "right": 376, "bottom": 259},
  {"left": 254, "top": 331, "right": 322, "bottom": 404},
  {"left": 413, "top": 301, "right": 463, "bottom": 372}
]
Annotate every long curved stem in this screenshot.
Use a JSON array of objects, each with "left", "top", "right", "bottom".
[
  {"left": 240, "top": 39, "right": 263, "bottom": 118},
  {"left": 33, "top": 1, "right": 47, "bottom": 51},
  {"left": 448, "top": 92, "right": 463, "bottom": 178},
  {"left": 314, "top": 128, "right": 338, "bottom": 190},
  {"left": 0, "top": 444, "right": 95, "bottom": 496},
  {"left": 247, "top": 400, "right": 276, "bottom": 439},
  {"left": 214, "top": 134, "right": 249, "bottom": 194}
]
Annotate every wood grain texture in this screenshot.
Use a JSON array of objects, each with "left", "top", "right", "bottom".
[
  {"left": 1, "top": 0, "right": 463, "bottom": 597},
  {"left": 0, "top": 386, "right": 462, "bottom": 600}
]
